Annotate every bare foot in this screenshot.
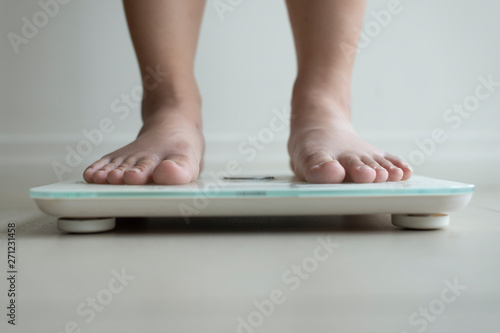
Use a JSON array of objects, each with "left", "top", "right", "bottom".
[
  {"left": 288, "top": 96, "right": 413, "bottom": 183},
  {"left": 83, "top": 100, "right": 204, "bottom": 185}
]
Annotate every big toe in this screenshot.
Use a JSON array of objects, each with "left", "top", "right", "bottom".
[
  {"left": 152, "top": 154, "right": 199, "bottom": 185},
  {"left": 298, "top": 151, "right": 346, "bottom": 183}
]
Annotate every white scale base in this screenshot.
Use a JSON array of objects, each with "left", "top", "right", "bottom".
[{"left": 30, "top": 175, "right": 474, "bottom": 233}]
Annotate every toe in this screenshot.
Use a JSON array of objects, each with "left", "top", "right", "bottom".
[
  {"left": 374, "top": 156, "right": 404, "bottom": 181},
  {"left": 152, "top": 153, "right": 199, "bottom": 185},
  {"left": 83, "top": 156, "right": 111, "bottom": 183},
  {"left": 107, "top": 157, "right": 137, "bottom": 185},
  {"left": 384, "top": 154, "right": 413, "bottom": 180},
  {"left": 123, "top": 155, "right": 160, "bottom": 185},
  {"left": 360, "top": 156, "right": 389, "bottom": 183},
  {"left": 339, "top": 154, "right": 377, "bottom": 183},
  {"left": 298, "top": 151, "right": 345, "bottom": 183},
  {"left": 92, "top": 158, "right": 124, "bottom": 184}
]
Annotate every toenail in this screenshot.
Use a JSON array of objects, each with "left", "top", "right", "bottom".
[
  {"left": 84, "top": 168, "right": 92, "bottom": 173},
  {"left": 129, "top": 168, "right": 141, "bottom": 173},
  {"left": 311, "top": 161, "right": 328, "bottom": 169},
  {"left": 358, "top": 165, "right": 372, "bottom": 170}
]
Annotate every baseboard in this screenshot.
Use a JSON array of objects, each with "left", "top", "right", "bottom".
[{"left": 1, "top": 134, "right": 498, "bottom": 193}]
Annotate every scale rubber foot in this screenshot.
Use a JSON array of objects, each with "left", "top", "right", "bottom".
[
  {"left": 392, "top": 213, "right": 449, "bottom": 230},
  {"left": 57, "top": 217, "right": 116, "bottom": 233}
]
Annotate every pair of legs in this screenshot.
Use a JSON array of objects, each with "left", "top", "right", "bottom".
[{"left": 84, "top": 0, "right": 413, "bottom": 185}]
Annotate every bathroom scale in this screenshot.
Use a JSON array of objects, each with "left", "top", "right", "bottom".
[{"left": 29, "top": 175, "right": 474, "bottom": 233}]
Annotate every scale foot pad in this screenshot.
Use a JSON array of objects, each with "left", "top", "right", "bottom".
[
  {"left": 392, "top": 213, "right": 449, "bottom": 230},
  {"left": 57, "top": 218, "right": 116, "bottom": 233}
]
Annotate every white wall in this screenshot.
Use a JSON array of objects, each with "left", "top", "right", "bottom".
[{"left": 1, "top": 0, "right": 499, "bottom": 206}]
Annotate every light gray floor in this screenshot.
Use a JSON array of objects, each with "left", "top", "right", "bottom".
[{"left": 1, "top": 185, "right": 499, "bottom": 333}]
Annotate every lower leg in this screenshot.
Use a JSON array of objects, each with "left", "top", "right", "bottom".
[
  {"left": 285, "top": 0, "right": 412, "bottom": 183},
  {"left": 84, "top": 0, "right": 206, "bottom": 185}
]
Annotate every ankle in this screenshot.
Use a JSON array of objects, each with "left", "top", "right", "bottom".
[
  {"left": 292, "top": 74, "right": 351, "bottom": 118},
  {"left": 291, "top": 89, "right": 351, "bottom": 124},
  {"left": 141, "top": 83, "right": 202, "bottom": 121}
]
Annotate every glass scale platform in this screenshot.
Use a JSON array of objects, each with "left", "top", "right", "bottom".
[{"left": 30, "top": 175, "right": 475, "bottom": 233}]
